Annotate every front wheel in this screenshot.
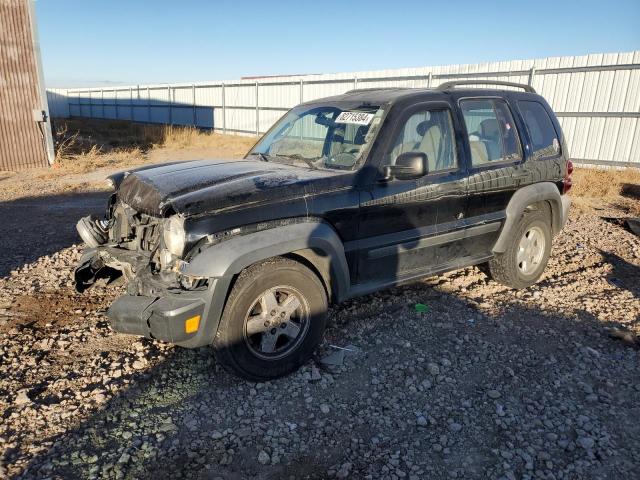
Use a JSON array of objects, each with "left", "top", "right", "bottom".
[
  {"left": 213, "top": 257, "right": 328, "bottom": 381},
  {"left": 487, "top": 209, "right": 552, "bottom": 289}
]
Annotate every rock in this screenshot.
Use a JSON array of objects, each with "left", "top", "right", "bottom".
[
  {"left": 426, "top": 363, "right": 440, "bottom": 375},
  {"left": 14, "top": 389, "right": 31, "bottom": 405},
  {"left": 449, "top": 422, "right": 462, "bottom": 433},
  {"left": 159, "top": 421, "right": 177, "bottom": 433},
  {"left": 584, "top": 347, "right": 601, "bottom": 357},
  {"left": 310, "top": 366, "right": 322, "bottom": 381},
  {"left": 417, "top": 416, "right": 428, "bottom": 427},
  {"left": 92, "top": 392, "right": 107, "bottom": 403},
  {"left": 257, "top": 450, "right": 270, "bottom": 465},
  {"left": 336, "top": 462, "right": 353, "bottom": 478},
  {"left": 487, "top": 389, "right": 501, "bottom": 399},
  {"left": 320, "top": 404, "right": 330, "bottom": 414},
  {"left": 577, "top": 437, "right": 595, "bottom": 450},
  {"left": 132, "top": 360, "right": 146, "bottom": 370}
]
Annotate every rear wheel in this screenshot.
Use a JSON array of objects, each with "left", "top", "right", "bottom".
[
  {"left": 213, "top": 257, "right": 328, "bottom": 381},
  {"left": 486, "top": 208, "right": 552, "bottom": 289}
]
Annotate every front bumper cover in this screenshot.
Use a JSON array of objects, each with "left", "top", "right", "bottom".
[
  {"left": 107, "top": 292, "right": 206, "bottom": 344},
  {"left": 74, "top": 246, "right": 227, "bottom": 348}
]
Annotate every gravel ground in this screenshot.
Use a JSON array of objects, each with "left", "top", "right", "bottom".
[{"left": 1, "top": 196, "right": 639, "bottom": 480}]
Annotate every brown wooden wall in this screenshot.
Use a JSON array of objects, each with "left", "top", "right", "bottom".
[{"left": 0, "top": 0, "right": 50, "bottom": 171}]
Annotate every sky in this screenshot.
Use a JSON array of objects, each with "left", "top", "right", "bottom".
[{"left": 36, "top": 0, "right": 640, "bottom": 88}]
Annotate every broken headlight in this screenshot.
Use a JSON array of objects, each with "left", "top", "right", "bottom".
[
  {"left": 163, "top": 215, "right": 186, "bottom": 257},
  {"left": 179, "top": 274, "right": 205, "bottom": 290}
]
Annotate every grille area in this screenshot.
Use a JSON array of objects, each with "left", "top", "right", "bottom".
[{"left": 109, "top": 203, "right": 162, "bottom": 253}]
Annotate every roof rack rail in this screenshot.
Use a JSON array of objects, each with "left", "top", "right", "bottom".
[
  {"left": 436, "top": 80, "right": 536, "bottom": 93},
  {"left": 345, "top": 87, "right": 407, "bottom": 93}
]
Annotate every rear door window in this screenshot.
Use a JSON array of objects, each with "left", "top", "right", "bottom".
[
  {"left": 518, "top": 101, "right": 561, "bottom": 159},
  {"left": 460, "top": 99, "right": 522, "bottom": 166}
]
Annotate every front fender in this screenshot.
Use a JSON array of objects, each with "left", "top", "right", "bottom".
[
  {"left": 176, "top": 221, "right": 350, "bottom": 348},
  {"left": 183, "top": 221, "right": 350, "bottom": 297}
]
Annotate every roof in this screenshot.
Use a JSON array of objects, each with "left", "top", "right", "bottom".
[{"left": 304, "top": 81, "right": 537, "bottom": 105}]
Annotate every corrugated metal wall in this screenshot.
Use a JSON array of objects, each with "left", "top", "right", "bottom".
[
  {"left": 47, "top": 50, "right": 640, "bottom": 167},
  {"left": 0, "top": 0, "right": 53, "bottom": 171}
]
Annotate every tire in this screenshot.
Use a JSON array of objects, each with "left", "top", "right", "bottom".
[
  {"left": 487, "top": 208, "right": 552, "bottom": 289},
  {"left": 213, "top": 257, "right": 328, "bottom": 381}
]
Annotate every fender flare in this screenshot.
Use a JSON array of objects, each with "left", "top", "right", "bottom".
[
  {"left": 176, "top": 221, "right": 351, "bottom": 348},
  {"left": 182, "top": 221, "right": 351, "bottom": 301},
  {"left": 492, "top": 182, "right": 566, "bottom": 253}
]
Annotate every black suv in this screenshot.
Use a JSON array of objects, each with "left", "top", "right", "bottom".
[{"left": 75, "top": 80, "right": 572, "bottom": 380}]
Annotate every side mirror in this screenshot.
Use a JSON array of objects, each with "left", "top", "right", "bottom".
[{"left": 383, "top": 152, "right": 428, "bottom": 180}]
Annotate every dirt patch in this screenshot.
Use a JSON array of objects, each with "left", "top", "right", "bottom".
[{"left": 1, "top": 292, "right": 107, "bottom": 333}]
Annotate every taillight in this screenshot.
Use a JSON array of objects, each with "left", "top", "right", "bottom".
[{"left": 563, "top": 159, "right": 573, "bottom": 194}]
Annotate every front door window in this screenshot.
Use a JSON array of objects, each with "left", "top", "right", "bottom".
[{"left": 387, "top": 109, "right": 458, "bottom": 173}]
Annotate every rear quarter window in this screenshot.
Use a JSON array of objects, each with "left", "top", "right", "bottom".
[{"left": 518, "top": 101, "right": 561, "bottom": 159}]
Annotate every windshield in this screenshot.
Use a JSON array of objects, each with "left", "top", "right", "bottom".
[{"left": 248, "top": 103, "right": 386, "bottom": 170}]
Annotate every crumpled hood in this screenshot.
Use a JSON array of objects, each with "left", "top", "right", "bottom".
[{"left": 116, "top": 159, "right": 340, "bottom": 217}]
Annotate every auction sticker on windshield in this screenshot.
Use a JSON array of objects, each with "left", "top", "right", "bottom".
[{"left": 335, "top": 111, "right": 375, "bottom": 125}]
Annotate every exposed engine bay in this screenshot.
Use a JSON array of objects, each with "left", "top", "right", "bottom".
[{"left": 74, "top": 198, "right": 196, "bottom": 295}]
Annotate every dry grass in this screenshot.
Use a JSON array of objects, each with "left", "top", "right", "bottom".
[
  {"left": 572, "top": 167, "right": 640, "bottom": 215},
  {"left": 160, "top": 125, "right": 254, "bottom": 151},
  {"left": 51, "top": 118, "right": 257, "bottom": 153},
  {"left": 572, "top": 167, "right": 640, "bottom": 199},
  {"left": 52, "top": 146, "right": 146, "bottom": 175},
  {"left": 47, "top": 118, "right": 257, "bottom": 175}
]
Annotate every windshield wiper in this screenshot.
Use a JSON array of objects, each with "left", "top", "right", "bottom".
[
  {"left": 285, "top": 154, "right": 318, "bottom": 170},
  {"left": 249, "top": 152, "right": 270, "bottom": 162}
]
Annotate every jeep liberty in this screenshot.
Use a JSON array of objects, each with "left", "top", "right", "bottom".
[{"left": 75, "top": 80, "right": 572, "bottom": 380}]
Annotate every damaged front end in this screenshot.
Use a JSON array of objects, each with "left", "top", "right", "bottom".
[
  {"left": 74, "top": 200, "right": 210, "bottom": 346},
  {"left": 74, "top": 199, "right": 167, "bottom": 292}
]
